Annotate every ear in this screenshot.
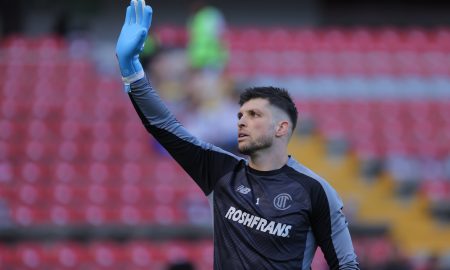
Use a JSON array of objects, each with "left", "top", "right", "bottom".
[{"left": 275, "top": 120, "right": 290, "bottom": 137}]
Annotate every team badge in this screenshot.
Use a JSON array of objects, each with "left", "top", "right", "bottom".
[{"left": 273, "top": 193, "right": 292, "bottom": 210}]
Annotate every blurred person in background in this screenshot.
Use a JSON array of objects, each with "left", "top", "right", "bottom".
[
  {"left": 186, "top": 0, "right": 228, "bottom": 72},
  {"left": 115, "top": 0, "right": 359, "bottom": 269},
  {"left": 379, "top": 243, "right": 411, "bottom": 270},
  {"left": 183, "top": 0, "right": 235, "bottom": 150},
  {"left": 0, "top": 0, "right": 24, "bottom": 37},
  {"left": 167, "top": 261, "right": 196, "bottom": 270}
]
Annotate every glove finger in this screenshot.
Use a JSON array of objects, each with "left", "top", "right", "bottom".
[
  {"left": 136, "top": 0, "right": 144, "bottom": 24},
  {"left": 137, "top": 30, "right": 147, "bottom": 51},
  {"left": 142, "top": 5, "right": 153, "bottom": 29},
  {"left": 124, "top": 6, "right": 132, "bottom": 25},
  {"left": 130, "top": 0, "right": 137, "bottom": 24}
]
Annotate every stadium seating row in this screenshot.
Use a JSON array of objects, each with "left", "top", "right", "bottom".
[
  {"left": 0, "top": 237, "right": 412, "bottom": 270},
  {"left": 227, "top": 50, "right": 450, "bottom": 77},
  {"left": 2, "top": 47, "right": 448, "bottom": 78},
  {"left": 5, "top": 204, "right": 206, "bottom": 226},
  {"left": 0, "top": 159, "right": 192, "bottom": 185},
  {"left": 2, "top": 27, "right": 449, "bottom": 50},
  {"left": 0, "top": 184, "right": 202, "bottom": 205},
  {"left": 0, "top": 240, "right": 214, "bottom": 270},
  {"left": 1, "top": 32, "right": 448, "bottom": 231},
  {"left": 150, "top": 26, "right": 450, "bottom": 50},
  {"left": 0, "top": 99, "right": 450, "bottom": 154},
  {"left": 298, "top": 100, "right": 450, "bottom": 158}
]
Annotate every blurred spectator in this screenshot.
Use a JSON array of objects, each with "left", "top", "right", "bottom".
[
  {"left": 186, "top": 0, "right": 228, "bottom": 72},
  {"left": 145, "top": 49, "right": 238, "bottom": 153},
  {"left": 443, "top": 156, "right": 450, "bottom": 180},
  {"left": 166, "top": 260, "right": 196, "bottom": 270},
  {"left": 0, "top": 200, "right": 12, "bottom": 228},
  {"left": 386, "top": 155, "right": 421, "bottom": 199},
  {"left": 52, "top": 10, "right": 71, "bottom": 38},
  {"left": 178, "top": 69, "right": 239, "bottom": 151},
  {"left": 0, "top": 0, "right": 24, "bottom": 37},
  {"left": 379, "top": 244, "right": 411, "bottom": 270},
  {"left": 141, "top": 32, "right": 162, "bottom": 72},
  {"left": 142, "top": 2, "right": 235, "bottom": 153}
]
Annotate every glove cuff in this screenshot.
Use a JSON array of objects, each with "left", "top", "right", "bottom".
[{"left": 122, "top": 70, "right": 145, "bottom": 93}]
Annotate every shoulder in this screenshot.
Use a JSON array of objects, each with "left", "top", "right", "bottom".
[{"left": 285, "top": 157, "right": 343, "bottom": 209}]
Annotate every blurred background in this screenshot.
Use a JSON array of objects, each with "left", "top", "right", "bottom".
[{"left": 0, "top": 0, "right": 450, "bottom": 269}]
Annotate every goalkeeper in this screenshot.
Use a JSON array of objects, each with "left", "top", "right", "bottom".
[{"left": 116, "top": 1, "right": 359, "bottom": 269}]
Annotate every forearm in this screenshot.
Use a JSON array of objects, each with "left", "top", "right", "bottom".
[
  {"left": 128, "top": 77, "right": 177, "bottom": 131},
  {"left": 320, "top": 224, "right": 359, "bottom": 270}
]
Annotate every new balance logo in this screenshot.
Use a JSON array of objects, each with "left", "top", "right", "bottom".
[{"left": 236, "top": 185, "right": 251, "bottom": 194}]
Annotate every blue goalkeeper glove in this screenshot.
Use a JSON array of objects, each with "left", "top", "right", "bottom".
[{"left": 116, "top": 0, "right": 152, "bottom": 90}]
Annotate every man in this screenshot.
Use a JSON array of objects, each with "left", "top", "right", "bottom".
[{"left": 116, "top": 1, "right": 359, "bottom": 269}]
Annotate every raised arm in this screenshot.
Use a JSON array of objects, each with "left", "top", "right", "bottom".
[{"left": 115, "top": 0, "right": 241, "bottom": 195}]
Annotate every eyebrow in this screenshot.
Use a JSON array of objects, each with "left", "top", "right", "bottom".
[
  {"left": 239, "top": 108, "right": 262, "bottom": 114},
  {"left": 237, "top": 108, "right": 264, "bottom": 118}
]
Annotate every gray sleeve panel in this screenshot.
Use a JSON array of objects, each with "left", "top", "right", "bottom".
[
  {"left": 128, "top": 77, "right": 242, "bottom": 195},
  {"left": 287, "top": 158, "right": 359, "bottom": 270},
  {"left": 302, "top": 230, "right": 316, "bottom": 270}
]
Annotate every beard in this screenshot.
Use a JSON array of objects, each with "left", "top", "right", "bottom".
[{"left": 238, "top": 134, "right": 273, "bottom": 155}]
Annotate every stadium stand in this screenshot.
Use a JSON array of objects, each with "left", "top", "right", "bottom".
[{"left": 0, "top": 26, "right": 449, "bottom": 269}]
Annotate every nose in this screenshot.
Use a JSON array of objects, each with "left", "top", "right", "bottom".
[{"left": 238, "top": 116, "right": 246, "bottom": 129}]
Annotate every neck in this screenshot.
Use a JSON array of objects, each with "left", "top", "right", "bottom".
[{"left": 248, "top": 146, "right": 289, "bottom": 171}]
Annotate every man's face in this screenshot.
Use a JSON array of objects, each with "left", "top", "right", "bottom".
[{"left": 237, "top": 98, "right": 276, "bottom": 155}]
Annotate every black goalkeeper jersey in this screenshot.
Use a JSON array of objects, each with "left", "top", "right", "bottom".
[{"left": 128, "top": 77, "right": 359, "bottom": 270}]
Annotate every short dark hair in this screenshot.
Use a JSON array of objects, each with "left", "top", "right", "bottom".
[{"left": 239, "top": 86, "right": 298, "bottom": 132}]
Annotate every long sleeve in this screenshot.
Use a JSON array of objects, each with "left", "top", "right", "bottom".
[
  {"left": 127, "top": 77, "right": 241, "bottom": 195},
  {"left": 310, "top": 181, "right": 359, "bottom": 270}
]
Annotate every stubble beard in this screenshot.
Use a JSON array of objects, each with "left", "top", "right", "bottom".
[{"left": 238, "top": 134, "right": 273, "bottom": 156}]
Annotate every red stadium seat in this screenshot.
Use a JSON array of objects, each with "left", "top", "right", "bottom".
[
  {"left": 86, "top": 242, "right": 124, "bottom": 269},
  {"left": 16, "top": 185, "right": 48, "bottom": 206},
  {"left": 56, "top": 140, "right": 80, "bottom": 162},
  {"left": 50, "top": 162, "right": 77, "bottom": 185},
  {"left": 120, "top": 162, "right": 145, "bottom": 183},
  {"left": 48, "top": 205, "right": 84, "bottom": 226},
  {"left": 154, "top": 25, "right": 187, "bottom": 48},
  {"left": 26, "top": 120, "right": 51, "bottom": 141},
  {"left": 0, "top": 141, "right": 12, "bottom": 165},
  {"left": 318, "top": 28, "right": 349, "bottom": 51},
  {"left": 45, "top": 242, "right": 88, "bottom": 269},
  {"left": 19, "top": 162, "right": 47, "bottom": 184},
  {"left": 228, "top": 27, "right": 265, "bottom": 51},
  {"left": 86, "top": 162, "right": 112, "bottom": 183},
  {"left": 0, "top": 119, "right": 15, "bottom": 142},
  {"left": 0, "top": 244, "right": 16, "bottom": 269},
  {"left": 119, "top": 184, "right": 144, "bottom": 205},
  {"left": 263, "top": 28, "right": 292, "bottom": 51},
  {"left": 125, "top": 241, "right": 163, "bottom": 269},
  {"left": 348, "top": 28, "right": 376, "bottom": 51},
  {"left": 15, "top": 243, "right": 48, "bottom": 269},
  {"left": 11, "top": 205, "right": 49, "bottom": 226},
  {"left": 289, "top": 29, "right": 320, "bottom": 51},
  {"left": 121, "top": 140, "right": 150, "bottom": 162},
  {"left": 152, "top": 205, "right": 184, "bottom": 225},
  {"left": 81, "top": 205, "right": 117, "bottom": 226}
]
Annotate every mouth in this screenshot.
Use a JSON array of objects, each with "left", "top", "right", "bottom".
[{"left": 238, "top": 133, "right": 249, "bottom": 142}]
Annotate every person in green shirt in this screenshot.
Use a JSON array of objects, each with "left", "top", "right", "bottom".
[{"left": 187, "top": 1, "right": 228, "bottom": 71}]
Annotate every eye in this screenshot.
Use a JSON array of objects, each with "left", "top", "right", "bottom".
[
  {"left": 249, "top": 110, "right": 259, "bottom": 117},
  {"left": 237, "top": 112, "right": 243, "bottom": 120}
]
